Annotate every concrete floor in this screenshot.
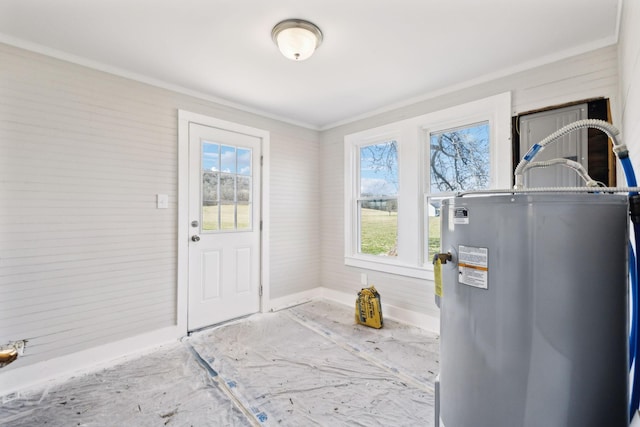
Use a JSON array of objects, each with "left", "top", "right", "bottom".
[{"left": 0, "top": 299, "right": 439, "bottom": 426}]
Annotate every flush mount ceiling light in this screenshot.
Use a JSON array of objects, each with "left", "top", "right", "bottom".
[{"left": 271, "top": 19, "right": 323, "bottom": 61}]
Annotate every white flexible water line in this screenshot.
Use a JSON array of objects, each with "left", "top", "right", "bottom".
[
  {"left": 521, "top": 158, "right": 599, "bottom": 187},
  {"left": 513, "top": 119, "right": 625, "bottom": 189}
]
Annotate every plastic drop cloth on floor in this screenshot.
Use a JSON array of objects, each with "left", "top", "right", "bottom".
[
  {"left": 0, "top": 299, "right": 439, "bottom": 426},
  {"left": 0, "top": 343, "right": 248, "bottom": 426}
]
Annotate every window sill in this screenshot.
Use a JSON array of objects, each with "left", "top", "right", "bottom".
[{"left": 345, "top": 255, "right": 434, "bottom": 281}]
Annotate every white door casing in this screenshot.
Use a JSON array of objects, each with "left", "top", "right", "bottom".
[{"left": 187, "top": 122, "right": 262, "bottom": 331}]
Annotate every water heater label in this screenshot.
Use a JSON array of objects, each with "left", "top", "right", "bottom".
[
  {"left": 453, "top": 207, "right": 469, "bottom": 224},
  {"left": 458, "top": 245, "right": 488, "bottom": 289}
]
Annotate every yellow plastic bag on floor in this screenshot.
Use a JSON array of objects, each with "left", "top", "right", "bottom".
[{"left": 355, "top": 286, "right": 383, "bottom": 329}]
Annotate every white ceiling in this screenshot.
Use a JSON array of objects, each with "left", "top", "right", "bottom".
[{"left": 0, "top": 0, "right": 621, "bottom": 130}]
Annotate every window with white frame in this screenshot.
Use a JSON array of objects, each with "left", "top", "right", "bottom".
[{"left": 345, "top": 92, "right": 511, "bottom": 279}]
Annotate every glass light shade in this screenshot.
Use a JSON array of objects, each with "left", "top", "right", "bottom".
[{"left": 272, "top": 20, "right": 322, "bottom": 61}]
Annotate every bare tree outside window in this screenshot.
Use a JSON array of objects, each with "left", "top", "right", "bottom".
[
  {"left": 430, "top": 123, "right": 490, "bottom": 192},
  {"left": 428, "top": 123, "right": 490, "bottom": 259}
]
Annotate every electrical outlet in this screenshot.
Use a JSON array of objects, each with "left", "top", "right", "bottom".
[{"left": 360, "top": 273, "right": 368, "bottom": 285}]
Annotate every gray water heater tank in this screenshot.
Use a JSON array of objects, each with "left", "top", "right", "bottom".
[{"left": 439, "top": 193, "right": 628, "bottom": 427}]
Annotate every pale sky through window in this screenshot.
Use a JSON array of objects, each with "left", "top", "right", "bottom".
[
  {"left": 203, "top": 142, "right": 252, "bottom": 175},
  {"left": 360, "top": 141, "right": 398, "bottom": 197}
]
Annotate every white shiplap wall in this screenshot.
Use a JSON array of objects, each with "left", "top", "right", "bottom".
[
  {"left": 0, "top": 44, "right": 179, "bottom": 368},
  {"left": 320, "top": 45, "right": 620, "bottom": 328},
  {"left": 269, "top": 132, "right": 320, "bottom": 299},
  {"left": 619, "top": 0, "right": 640, "bottom": 167},
  {"left": 0, "top": 42, "right": 320, "bottom": 379}
]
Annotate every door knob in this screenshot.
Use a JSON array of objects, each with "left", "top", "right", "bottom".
[{"left": 191, "top": 235, "right": 200, "bottom": 242}]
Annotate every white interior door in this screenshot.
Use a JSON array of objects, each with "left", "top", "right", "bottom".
[
  {"left": 519, "top": 104, "right": 588, "bottom": 188},
  {"left": 188, "top": 123, "right": 261, "bottom": 331}
]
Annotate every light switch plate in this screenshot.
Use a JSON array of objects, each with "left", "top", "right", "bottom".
[{"left": 157, "top": 194, "right": 168, "bottom": 209}]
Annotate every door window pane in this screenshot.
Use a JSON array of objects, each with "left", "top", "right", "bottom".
[
  {"left": 220, "top": 203, "right": 236, "bottom": 230},
  {"left": 220, "top": 174, "right": 235, "bottom": 202},
  {"left": 221, "top": 145, "right": 236, "bottom": 173},
  {"left": 203, "top": 172, "right": 219, "bottom": 203},
  {"left": 237, "top": 176, "right": 251, "bottom": 230},
  {"left": 202, "top": 142, "right": 220, "bottom": 172},
  {"left": 358, "top": 141, "right": 398, "bottom": 256},
  {"left": 201, "top": 141, "right": 253, "bottom": 232},
  {"left": 237, "top": 176, "right": 251, "bottom": 202},
  {"left": 237, "top": 202, "right": 250, "bottom": 230},
  {"left": 202, "top": 171, "right": 219, "bottom": 231},
  {"left": 220, "top": 174, "right": 236, "bottom": 230},
  {"left": 202, "top": 142, "right": 220, "bottom": 231},
  {"left": 237, "top": 148, "right": 251, "bottom": 176}
]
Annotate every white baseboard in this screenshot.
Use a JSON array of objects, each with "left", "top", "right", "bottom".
[
  {"left": 0, "top": 326, "right": 182, "bottom": 399},
  {"left": 264, "top": 288, "right": 324, "bottom": 312},
  {"left": 320, "top": 287, "right": 440, "bottom": 333}
]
